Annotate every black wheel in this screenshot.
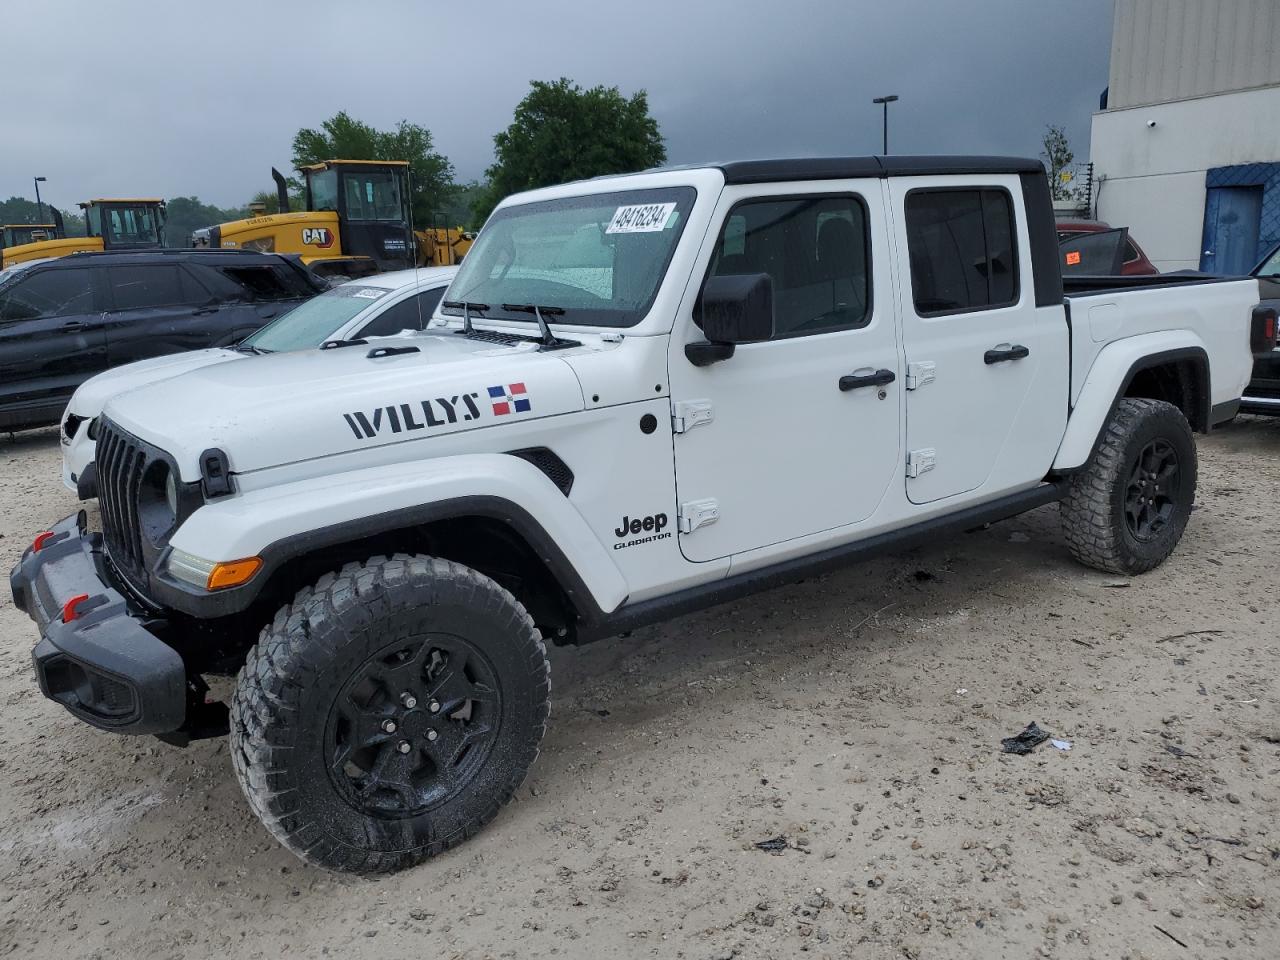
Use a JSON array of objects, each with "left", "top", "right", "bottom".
[
  {"left": 1060, "top": 397, "right": 1197, "bottom": 574},
  {"left": 230, "top": 554, "right": 550, "bottom": 873}
]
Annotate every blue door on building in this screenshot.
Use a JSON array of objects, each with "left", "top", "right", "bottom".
[{"left": 1201, "top": 186, "right": 1263, "bottom": 274}]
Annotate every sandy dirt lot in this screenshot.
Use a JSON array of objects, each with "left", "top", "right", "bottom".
[{"left": 1, "top": 418, "right": 1277, "bottom": 959}]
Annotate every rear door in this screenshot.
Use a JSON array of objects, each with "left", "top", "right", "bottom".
[
  {"left": 0, "top": 265, "right": 106, "bottom": 426},
  {"left": 102, "top": 262, "right": 218, "bottom": 363},
  {"left": 888, "top": 179, "right": 1065, "bottom": 504}
]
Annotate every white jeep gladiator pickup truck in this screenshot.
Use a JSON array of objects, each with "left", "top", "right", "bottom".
[{"left": 12, "top": 156, "right": 1277, "bottom": 874}]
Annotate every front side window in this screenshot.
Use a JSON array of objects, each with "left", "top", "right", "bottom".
[
  {"left": 217, "top": 265, "right": 305, "bottom": 301},
  {"left": 0, "top": 268, "right": 94, "bottom": 322},
  {"left": 242, "top": 283, "right": 391, "bottom": 352},
  {"left": 309, "top": 169, "right": 339, "bottom": 212},
  {"left": 905, "top": 189, "right": 1019, "bottom": 315},
  {"left": 342, "top": 170, "right": 404, "bottom": 221},
  {"left": 704, "top": 195, "right": 871, "bottom": 337},
  {"left": 444, "top": 187, "right": 696, "bottom": 328},
  {"left": 357, "top": 287, "right": 446, "bottom": 338}
]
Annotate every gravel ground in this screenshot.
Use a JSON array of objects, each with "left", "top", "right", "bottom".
[{"left": 1, "top": 418, "right": 1278, "bottom": 960}]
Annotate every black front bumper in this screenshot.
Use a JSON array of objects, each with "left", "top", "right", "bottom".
[{"left": 10, "top": 513, "right": 187, "bottom": 735}]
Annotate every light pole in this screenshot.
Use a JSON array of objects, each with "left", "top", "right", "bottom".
[
  {"left": 872, "top": 95, "right": 899, "bottom": 154},
  {"left": 33, "top": 176, "right": 47, "bottom": 223}
]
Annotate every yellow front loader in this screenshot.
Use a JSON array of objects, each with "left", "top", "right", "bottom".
[
  {"left": 195, "top": 161, "right": 416, "bottom": 279},
  {"left": 194, "top": 161, "right": 472, "bottom": 278},
  {"left": 0, "top": 200, "right": 166, "bottom": 269}
]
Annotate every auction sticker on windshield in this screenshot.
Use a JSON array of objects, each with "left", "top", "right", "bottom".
[{"left": 606, "top": 203, "right": 677, "bottom": 234}]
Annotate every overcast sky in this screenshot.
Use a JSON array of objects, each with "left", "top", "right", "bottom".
[{"left": 5, "top": 0, "right": 1114, "bottom": 210}]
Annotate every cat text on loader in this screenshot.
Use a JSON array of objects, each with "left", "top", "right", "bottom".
[
  {"left": 0, "top": 200, "right": 165, "bottom": 269},
  {"left": 192, "top": 161, "right": 419, "bottom": 280}
]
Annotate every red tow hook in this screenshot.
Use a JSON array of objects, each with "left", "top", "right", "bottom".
[
  {"left": 61, "top": 594, "right": 91, "bottom": 623},
  {"left": 32, "top": 531, "right": 55, "bottom": 552}
]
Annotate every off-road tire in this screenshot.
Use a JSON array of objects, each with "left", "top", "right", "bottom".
[
  {"left": 230, "top": 554, "right": 550, "bottom": 874},
  {"left": 1060, "top": 397, "right": 1197, "bottom": 575}
]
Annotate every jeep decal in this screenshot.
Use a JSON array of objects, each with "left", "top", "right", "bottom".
[
  {"left": 613, "top": 513, "right": 671, "bottom": 550},
  {"left": 342, "top": 393, "right": 482, "bottom": 440}
]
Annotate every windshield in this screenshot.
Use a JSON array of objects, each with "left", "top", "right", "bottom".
[
  {"left": 1256, "top": 243, "right": 1280, "bottom": 278},
  {"left": 444, "top": 187, "right": 696, "bottom": 327},
  {"left": 242, "top": 283, "right": 390, "bottom": 352},
  {"left": 342, "top": 170, "right": 404, "bottom": 221},
  {"left": 100, "top": 204, "right": 163, "bottom": 246}
]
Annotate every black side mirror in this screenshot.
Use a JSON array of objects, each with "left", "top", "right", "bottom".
[{"left": 686, "top": 273, "right": 774, "bottom": 367}]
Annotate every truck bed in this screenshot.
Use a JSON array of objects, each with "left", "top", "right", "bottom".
[{"left": 1063, "top": 274, "right": 1262, "bottom": 416}]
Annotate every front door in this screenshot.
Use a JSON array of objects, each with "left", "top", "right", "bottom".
[
  {"left": 1201, "top": 186, "right": 1263, "bottom": 274},
  {"left": 888, "top": 181, "right": 1065, "bottom": 504},
  {"left": 668, "top": 183, "right": 902, "bottom": 563}
]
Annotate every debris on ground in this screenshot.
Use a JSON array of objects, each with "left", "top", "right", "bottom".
[
  {"left": 1001, "top": 721, "right": 1051, "bottom": 755},
  {"left": 1051, "top": 739, "right": 1073, "bottom": 751},
  {"left": 754, "top": 836, "right": 791, "bottom": 853}
]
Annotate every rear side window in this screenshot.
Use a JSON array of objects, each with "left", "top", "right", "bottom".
[
  {"left": 216, "top": 264, "right": 313, "bottom": 301},
  {"left": 109, "top": 264, "right": 206, "bottom": 310},
  {"left": 0, "top": 268, "right": 95, "bottom": 321},
  {"left": 905, "top": 189, "right": 1019, "bottom": 315},
  {"left": 704, "top": 194, "right": 871, "bottom": 338},
  {"left": 357, "top": 287, "right": 446, "bottom": 338}
]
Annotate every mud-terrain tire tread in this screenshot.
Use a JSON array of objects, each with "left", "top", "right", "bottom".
[
  {"left": 230, "top": 553, "right": 550, "bottom": 874},
  {"left": 1060, "top": 397, "right": 1196, "bottom": 575}
]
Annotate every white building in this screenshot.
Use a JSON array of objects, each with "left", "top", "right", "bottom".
[{"left": 1090, "top": 0, "right": 1280, "bottom": 273}]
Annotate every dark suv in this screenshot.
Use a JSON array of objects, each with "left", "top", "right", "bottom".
[{"left": 0, "top": 250, "right": 325, "bottom": 431}]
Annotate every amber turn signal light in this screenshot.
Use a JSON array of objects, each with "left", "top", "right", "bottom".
[{"left": 207, "top": 557, "right": 263, "bottom": 591}]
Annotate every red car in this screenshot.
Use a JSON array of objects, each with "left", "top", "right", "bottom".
[{"left": 1056, "top": 219, "right": 1159, "bottom": 276}]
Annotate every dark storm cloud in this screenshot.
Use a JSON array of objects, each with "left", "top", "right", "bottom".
[{"left": 3, "top": 0, "right": 1112, "bottom": 208}]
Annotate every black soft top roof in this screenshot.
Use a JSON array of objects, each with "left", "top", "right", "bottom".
[{"left": 716, "top": 155, "right": 1044, "bottom": 184}]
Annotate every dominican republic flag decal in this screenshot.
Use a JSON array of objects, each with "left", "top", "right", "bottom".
[{"left": 488, "top": 382, "right": 530, "bottom": 416}]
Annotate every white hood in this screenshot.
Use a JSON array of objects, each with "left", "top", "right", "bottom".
[
  {"left": 102, "top": 330, "right": 589, "bottom": 479},
  {"left": 67, "top": 348, "right": 241, "bottom": 418}
]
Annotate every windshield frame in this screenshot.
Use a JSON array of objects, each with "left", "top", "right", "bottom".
[
  {"left": 1254, "top": 241, "right": 1280, "bottom": 278},
  {"left": 443, "top": 186, "right": 698, "bottom": 329}
]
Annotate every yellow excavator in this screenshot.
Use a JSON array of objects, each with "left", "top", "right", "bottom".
[
  {"left": 0, "top": 199, "right": 166, "bottom": 269},
  {"left": 192, "top": 160, "right": 472, "bottom": 279}
]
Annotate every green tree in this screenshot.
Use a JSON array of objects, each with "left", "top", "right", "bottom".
[
  {"left": 475, "top": 78, "right": 666, "bottom": 222},
  {"left": 291, "top": 111, "right": 455, "bottom": 228},
  {"left": 163, "top": 196, "right": 252, "bottom": 248},
  {"left": 0, "top": 197, "right": 84, "bottom": 237},
  {"left": 1041, "top": 124, "right": 1077, "bottom": 202}
]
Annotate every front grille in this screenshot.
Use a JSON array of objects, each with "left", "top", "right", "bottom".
[{"left": 95, "top": 419, "right": 149, "bottom": 584}]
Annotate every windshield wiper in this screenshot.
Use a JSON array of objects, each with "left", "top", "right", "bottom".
[
  {"left": 442, "top": 299, "right": 489, "bottom": 335},
  {"left": 500, "top": 303, "right": 567, "bottom": 347},
  {"left": 232, "top": 343, "right": 268, "bottom": 355}
]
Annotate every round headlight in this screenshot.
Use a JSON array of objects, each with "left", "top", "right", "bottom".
[{"left": 165, "top": 470, "right": 179, "bottom": 515}]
